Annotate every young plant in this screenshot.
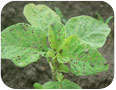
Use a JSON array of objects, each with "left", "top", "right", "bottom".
[
  {"left": 1, "top": 3, "right": 111, "bottom": 89},
  {"left": 96, "top": 11, "right": 113, "bottom": 24},
  {"left": 54, "top": 7, "right": 67, "bottom": 24}
]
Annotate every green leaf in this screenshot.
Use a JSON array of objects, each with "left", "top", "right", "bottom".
[
  {"left": 43, "top": 81, "right": 61, "bottom": 89},
  {"left": 58, "top": 64, "right": 70, "bottom": 73},
  {"left": 48, "top": 25, "right": 58, "bottom": 50},
  {"left": 57, "top": 55, "right": 70, "bottom": 63},
  {"left": 1, "top": 23, "right": 48, "bottom": 67},
  {"left": 54, "top": 25, "right": 66, "bottom": 48},
  {"left": 33, "top": 83, "right": 43, "bottom": 89},
  {"left": 48, "top": 23, "right": 65, "bottom": 50},
  {"left": 54, "top": 7, "right": 63, "bottom": 18},
  {"left": 57, "top": 35, "right": 77, "bottom": 54},
  {"left": 57, "top": 35, "right": 73, "bottom": 52},
  {"left": 56, "top": 73, "right": 64, "bottom": 81},
  {"left": 54, "top": 7, "right": 67, "bottom": 24},
  {"left": 57, "top": 35, "right": 78, "bottom": 63},
  {"left": 62, "top": 79, "right": 81, "bottom": 89},
  {"left": 65, "top": 15, "right": 111, "bottom": 48},
  {"left": 70, "top": 43, "right": 109, "bottom": 76},
  {"left": 62, "top": 18, "right": 67, "bottom": 24},
  {"left": 46, "top": 49, "right": 56, "bottom": 58},
  {"left": 23, "top": 3, "right": 61, "bottom": 33},
  {"left": 105, "top": 16, "right": 113, "bottom": 24},
  {"left": 43, "top": 79, "right": 81, "bottom": 89}
]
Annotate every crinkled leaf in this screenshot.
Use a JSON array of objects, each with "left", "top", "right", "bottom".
[
  {"left": 51, "top": 23, "right": 65, "bottom": 45},
  {"left": 57, "top": 35, "right": 73, "bottom": 52},
  {"left": 48, "top": 25, "right": 58, "bottom": 50},
  {"left": 1, "top": 23, "right": 48, "bottom": 67},
  {"left": 65, "top": 15, "right": 111, "bottom": 48},
  {"left": 70, "top": 43, "right": 109, "bottom": 76},
  {"left": 33, "top": 83, "right": 43, "bottom": 89},
  {"left": 62, "top": 79, "right": 81, "bottom": 89},
  {"left": 57, "top": 35, "right": 77, "bottom": 55},
  {"left": 23, "top": 3, "right": 61, "bottom": 33},
  {"left": 43, "top": 81, "right": 61, "bottom": 89},
  {"left": 57, "top": 55, "right": 70, "bottom": 63},
  {"left": 48, "top": 23, "right": 65, "bottom": 51},
  {"left": 57, "top": 35, "right": 78, "bottom": 63},
  {"left": 58, "top": 64, "right": 70, "bottom": 73},
  {"left": 46, "top": 49, "right": 56, "bottom": 58}
]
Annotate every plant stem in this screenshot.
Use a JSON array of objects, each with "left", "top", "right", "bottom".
[
  {"left": 52, "top": 71, "right": 57, "bottom": 81},
  {"left": 48, "top": 59, "right": 64, "bottom": 82},
  {"left": 49, "top": 62, "right": 57, "bottom": 81}
]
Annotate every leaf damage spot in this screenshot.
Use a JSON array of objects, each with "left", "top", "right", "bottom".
[
  {"left": 90, "top": 63, "right": 94, "bottom": 67},
  {"left": 23, "top": 48, "right": 26, "bottom": 50},
  {"left": 84, "top": 49, "right": 89, "bottom": 54},
  {"left": 32, "top": 30, "right": 34, "bottom": 33},
  {"left": 23, "top": 28, "right": 27, "bottom": 31},
  {"left": 74, "top": 62, "right": 78, "bottom": 64},
  {"left": 55, "top": 52, "right": 57, "bottom": 56},
  {"left": 33, "top": 45, "right": 37, "bottom": 49},
  {"left": 104, "top": 61, "right": 108, "bottom": 65},
  {"left": 20, "top": 23, "right": 27, "bottom": 31},
  {"left": 51, "top": 23, "right": 55, "bottom": 27},
  {"left": 59, "top": 49, "right": 63, "bottom": 54},
  {"left": 40, "top": 46, "right": 42, "bottom": 49},
  {"left": 53, "top": 49, "right": 56, "bottom": 51},
  {"left": 9, "top": 29, "right": 14, "bottom": 32}
]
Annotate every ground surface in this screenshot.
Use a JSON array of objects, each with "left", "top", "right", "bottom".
[{"left": 1, "top": 1, "right": 114, "bottom": 89}]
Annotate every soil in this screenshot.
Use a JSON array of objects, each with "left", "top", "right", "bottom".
[{"left": 1, "top": 1, "right": 114, "bottom": 89}]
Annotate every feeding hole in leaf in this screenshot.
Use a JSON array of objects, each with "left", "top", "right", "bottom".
[{"left": 59, "top": 49, "right": 63, "bottom": 54}]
